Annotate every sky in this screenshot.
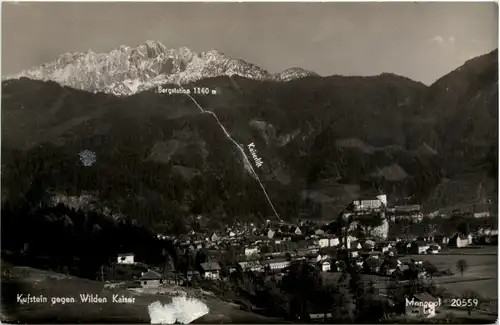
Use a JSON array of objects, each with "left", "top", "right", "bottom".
[{"left": 2, "top": 2, "right": 498, "bottom": 85}]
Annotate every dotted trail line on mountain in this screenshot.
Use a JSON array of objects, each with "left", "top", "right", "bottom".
[{"left": 177, "top": 83, "right": 282, "bottom": 222}]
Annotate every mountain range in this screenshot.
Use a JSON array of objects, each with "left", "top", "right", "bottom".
[
  {"left": 6, "top": 40, "right": 318, "bottom": 96},
  {"left": 2, "top": 41, "right": 498, "bottom": 232}
]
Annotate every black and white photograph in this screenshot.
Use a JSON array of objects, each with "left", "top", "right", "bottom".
[{"left": 1, "top": 1, "right": 498, "bottom": 324}]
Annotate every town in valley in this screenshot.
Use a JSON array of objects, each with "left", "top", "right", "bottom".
[
  {"left": 5, "top": 192, "right": 497, "bottom": 323},
  {"left": 1, "top": 2, "right": 497, "bottom": 324}
]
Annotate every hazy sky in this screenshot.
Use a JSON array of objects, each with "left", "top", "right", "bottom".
[{"left": 2, "top": 2, "right": 498, "bottom": 84}]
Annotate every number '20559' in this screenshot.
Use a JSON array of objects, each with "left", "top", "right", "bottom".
[{"left": 450, "top": 298, "right": 479, "bottom": 307}]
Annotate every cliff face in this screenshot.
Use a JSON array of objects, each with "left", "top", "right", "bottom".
[
  {"left": 368, "top": 219, "right": 389, "bottom": 240},
  {"left": 348, "top": 218, "right": 389, "bottom": 241}
]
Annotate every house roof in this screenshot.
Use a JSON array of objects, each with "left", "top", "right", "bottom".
[
  {"left": 238, "top": 260, "right": 261, "bottom": 267},
  {"left": 365, "top": 258, "right": 382, "bottom": 267},
  {"left": 118, "top": 253, "right": 134, "bottom": 257},
  {"left": 362, "top": 251, "right": 381, "bottom": 256},
  {"left": 178, "top": 234, "right": 190, "bottom": 241},
  {"left": 140, "top": 270, "right": 162, "bottom": 280},
  {"left": 451, "top": 232, "right": 469, "bottom": 240},
  {"left": 279, "top": 225, "right": 289, "bottom": 231},
  {"left": 355, "top": 195, "right": 382, "bottom": 201},
  {"left": 413, "top": 293, "right": 439, "bottom": 303},
  {"left": 394, "top": 205, "right": 421, "bottom": 212},
  {"left": 200, "top": 262, "right": 221, "bottom": 271},
  {"left": 250, "top": 235, "right": 270, "bottom": 241},
  {"left": 261, "top": 258, "right": 290, "bottom": 265}
]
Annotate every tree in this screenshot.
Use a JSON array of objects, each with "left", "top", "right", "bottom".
[
  {"left": 356, "top": 212, "right": 384, "bottom": 229},
  {"left": 325, "top": 284, "right": 354, "bottom": 322},
  {"left": 357, "top": 293, "right": 391, "bottom": 323},
  {"left": 456, "top": 259, "right": 469, "bottom": 276},
  {"left": 423, "top": 260, "right": 438, "bottom": 278},
  {"left": 386, "top": 278, "right": 407, "bottom": 314},
  {"left": 325, "top": 220, "right": 343, "bottom": 237},
  {"left": 223, "top": 245, "right": 238, "bottom": 266},
  {"left": 462, "top": 290, "right": 481, "bottom": 316},
  {"left": 194, "top": 248, "right": 208, "bottom": 267},
  {"left": 161, "top": 250, "right": 175, "bottom": 276},
  {"left": 281, "top": 261, "right": 323, "bottom": 320},
  {"left": 260, "top": 244, "right": 271, "bottom": 254},
  {"left": 315, "top": 285, "right": 336, "bottom": 320},
  {"left": 424, "top": 222, "right": 438, "bottom": 238},
  {"left": 443, "top": 312, "right": 456, "bottom": 324},
  {"left": 457, "top": 222, "right": 471, "bottom": 235},
  {"left": 344, "top": 262, "right": 366, "bottom": 321}
]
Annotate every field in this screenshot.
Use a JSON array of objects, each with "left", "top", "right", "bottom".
[{"left": 405, "top": 246, "right": 498, "bottom": 300}]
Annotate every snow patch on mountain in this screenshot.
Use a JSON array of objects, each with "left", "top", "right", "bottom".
[{"left": 276, "top": 67, "right": 319, "bottom": 82}]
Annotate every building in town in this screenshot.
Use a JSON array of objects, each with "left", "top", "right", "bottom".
[
  {"left": 352, "top": 194, "right": 387, "bottom": 212},
  {"left": 200, "top": 262, "right": 221, "bottom": 280},
  {"left": 140, "top": 270, "right": 163, "bottom": 288},
  {"left": 448, "top": 233, "right": 471, "bottom": 248},
  {"left": 262, "top": 259, "right": 290, "bottom": 271},
  {"left": 117, "top": 253, "right": 135, "bottom": 265}
]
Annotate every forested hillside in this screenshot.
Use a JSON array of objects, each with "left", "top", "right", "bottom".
[{"left": 1, "top": 50, "right": 497, "bottom": 233}]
